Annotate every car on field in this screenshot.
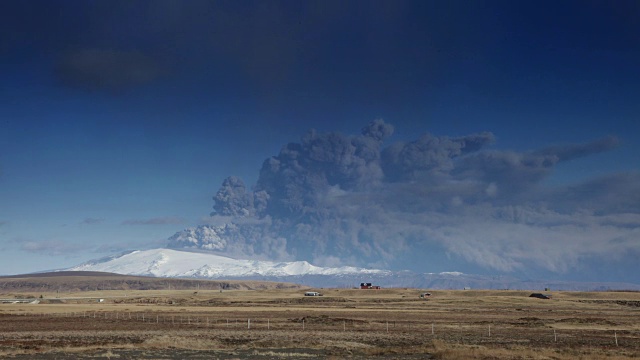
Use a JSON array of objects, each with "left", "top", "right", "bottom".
[{"left": 529, "top": 293, "right": 552, "bottom": 299}]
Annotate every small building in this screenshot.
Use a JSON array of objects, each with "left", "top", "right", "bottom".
[
  {"left": 304, "top": 291, "right": 323, "bottom": 296},
  {"left": 419, "top": 292, "right": 431, "bottom": 299},
  {"left": 360, "top": 283, "right": 381, "bottom": 289}
]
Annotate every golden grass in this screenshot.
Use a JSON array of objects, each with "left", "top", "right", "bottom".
[
  {"left": 429, "top": 340, "right": 639, "bottom": 360},
  {"left": 1, "top": 287, "right": 639, "bottom": 358}
]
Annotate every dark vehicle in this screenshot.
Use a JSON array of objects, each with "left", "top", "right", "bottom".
[{"left": 529, "top": 293, "right": 552, "bottom": 299}]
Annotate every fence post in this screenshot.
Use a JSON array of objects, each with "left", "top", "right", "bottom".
[
  {"left": 432, "top": 323, "right": 434, "bottom": 335},
  {"left": 303, "top": 319, "right": 305, "bottom": 331},
  {"left": 268, "top": 319, "right": 270, "bottom": 330},
  {"left": 343, "top": 320, "right": 345, "bottom": 332},
  {"left": 615, "top": 331, "right": 618, "bottom": 346},
  {"left": 554, "top": 329, "right": 557, "bottom": 342},
  {"left": 248, "top": 318, "right": 251, "bottom": 329},
  {"left": 488, "top": 325, "right": 491, "bottom": 337}
]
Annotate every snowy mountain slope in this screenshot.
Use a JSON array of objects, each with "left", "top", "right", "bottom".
[
  {"left": 67, "top": 248, "right": 390, "bottom": 278},
  {"left": 66, "top": 248, "right": 640, "bottom": 291}
]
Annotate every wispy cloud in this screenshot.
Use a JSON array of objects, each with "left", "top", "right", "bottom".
[
  {"left": 14, "top": 238, "right": 89, "bottom": 256},
  {"left": 80, "top": 217, "right": 104, "bottom": 225},
  {"left": 94, "top": 237, "right": 167, "bottom": 254},
  {"left": 122, "top": 216, "right": 186, "bottom": 226},
  {"left": 94, "top": 243, "right": 131, "bottom": 254}
]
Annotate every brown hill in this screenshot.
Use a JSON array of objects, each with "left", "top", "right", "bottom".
[{"left": 0, "top": 271, "right": 303, "bottom": 293}]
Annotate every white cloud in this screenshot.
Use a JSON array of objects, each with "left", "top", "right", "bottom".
[{"left": 422, "top": 209, "right": 639, "bottom": 272}]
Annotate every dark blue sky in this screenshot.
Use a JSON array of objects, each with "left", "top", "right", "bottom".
[{"left": 1, "top": 1, "right": 639, "bottom": 281}]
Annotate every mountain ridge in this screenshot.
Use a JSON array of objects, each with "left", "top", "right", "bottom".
[
  {"left": 0, "top": 270, "right": 303, "bottom": 293},
  {"left": 65, "top": 248, "right": 640, "bottom": 291}
]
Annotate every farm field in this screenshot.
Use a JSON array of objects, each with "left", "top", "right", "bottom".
[{"left": 1, "top": 275, "right": 639, "bottom": 359}]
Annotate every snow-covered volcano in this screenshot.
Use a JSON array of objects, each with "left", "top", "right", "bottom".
[
  {"left": 67, "top": 248, "right": 389, "bottom": 279},
  {"left": 65, "top": 248, "right": 640, "bottom": 291}
]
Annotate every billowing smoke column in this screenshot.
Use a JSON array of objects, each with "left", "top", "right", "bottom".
[
  {"left": 168, "top": 120, "right": 638, "bottom": 273},
  {"left": 381, "top": 131, "right": 495, "bottom": 182},
  {"left": 255, "top": 120, "right": 393, "bottom": 217}
]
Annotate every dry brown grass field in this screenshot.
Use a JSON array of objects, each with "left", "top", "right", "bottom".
[{"left": 1, "top": 274, "right": 639, "bottom": 359}]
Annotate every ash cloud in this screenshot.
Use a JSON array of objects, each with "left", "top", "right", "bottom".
[
  {"left": 450, "top": 136, "right": 621, "bottom": 199},
  {"left": 169, "top": 120, "right": 636, "bottom": 275},
  {"left": 533, "top": 135, "right": 619, "bottom": 162},
  {"left": 254, "top": 119, "right": 394, "bottom": 217},
  {"left": 381, "top": 131, "right": 495, "bottom": 182}
]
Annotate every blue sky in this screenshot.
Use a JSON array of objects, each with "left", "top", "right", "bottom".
[{"left": 1, "top": 1, "right": 639, "bottom": 282}]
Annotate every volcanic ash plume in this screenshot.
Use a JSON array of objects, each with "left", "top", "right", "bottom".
[{"left": 168, "top": 120, "right": 638, "bottom": 274}]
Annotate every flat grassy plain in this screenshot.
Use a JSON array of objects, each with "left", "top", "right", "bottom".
[{"left": 1, "top": 275, "right": 639, "bottom": 359}]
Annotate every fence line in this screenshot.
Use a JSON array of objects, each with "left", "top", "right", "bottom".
[{"left": 2, "top": 311, "right": 635, "bottom": 347}]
